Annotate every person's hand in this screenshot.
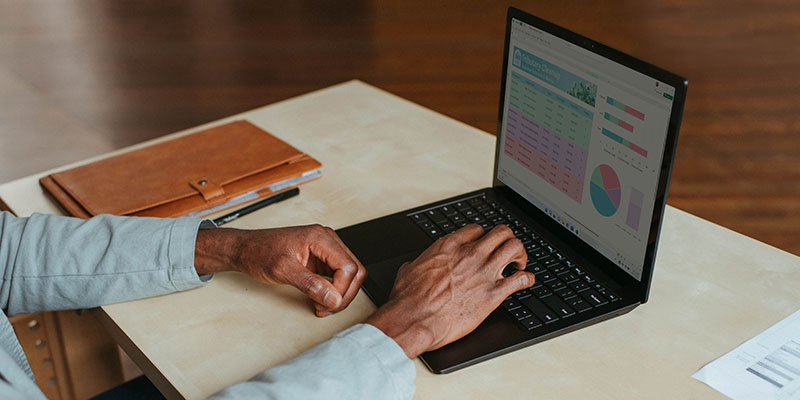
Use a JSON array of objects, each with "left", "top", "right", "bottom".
[
  {"left": 366, "top": 224, "right": 534, "bottom": 358},
  {"left": 194, "top": 224, "right": 367, "bottom": 317}
]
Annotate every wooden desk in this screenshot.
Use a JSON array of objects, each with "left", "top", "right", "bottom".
[{"left": 1, "top": 81, "right": 799, "bottom": 399}]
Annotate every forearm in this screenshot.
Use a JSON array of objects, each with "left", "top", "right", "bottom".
[
  {"left": 0, "top": 212, "right": 207, "bottom": 315},
  {"left": 209, "top": 324, "right": 415, "bottom": 400},
  {"left": 194, "top": 227, "right": 243, "bottom": 275}
]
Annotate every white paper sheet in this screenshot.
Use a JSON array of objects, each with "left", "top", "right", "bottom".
[{"left": 693, "top": 309, "right": 800, "bottom": 399}]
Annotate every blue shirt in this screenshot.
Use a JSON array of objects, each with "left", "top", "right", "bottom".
[{"left": 0, "top": 212, "right": 414, "bottom": 399}]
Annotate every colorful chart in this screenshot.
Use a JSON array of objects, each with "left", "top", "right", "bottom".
[
  {"left": 604, "top": 112, "right": 634, "bottom": 133},
  {"left": 590, "top": 164, "right": 621, "bottom": 217},
  {"left": 601, "top": 128, "right": 648, "bottom": 158},
  {"left": 606, "top": 96, "right": 645, "bottom": 121},
  {"left": 626, "top": 187, "right": 644, "bottom": 230},
  {"left": 503, "top": 72, "right": 594, "bottom": 203}
]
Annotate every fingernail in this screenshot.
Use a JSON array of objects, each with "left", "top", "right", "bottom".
[{"left": 323, "top": 290, "right": 340, "bottom": 308}]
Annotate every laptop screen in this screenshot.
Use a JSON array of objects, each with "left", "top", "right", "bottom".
[{"left": 497, "top": 18, "right": 676, "bottom": 281}]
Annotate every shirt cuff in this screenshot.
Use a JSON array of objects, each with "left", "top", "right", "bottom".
[
  {"left": 337, "top": 324, "right": 416, "bottom": 399},
  {"left": 167, "top": 217, "right": 213, "bottom": 291}
]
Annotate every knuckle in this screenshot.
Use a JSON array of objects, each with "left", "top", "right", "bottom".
[{"left": 301, "top": 274, "right": 324, "bottom": 295}]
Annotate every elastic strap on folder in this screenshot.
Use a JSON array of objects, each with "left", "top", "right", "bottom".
[{"left": 189, "top": 179, "right": 227, "bottom": 206}]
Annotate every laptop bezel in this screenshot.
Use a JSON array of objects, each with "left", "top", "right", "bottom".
[{"left": 491, "top": 7, "right": 688, "bottom": 303}]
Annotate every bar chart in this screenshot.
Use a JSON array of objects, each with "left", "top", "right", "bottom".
[
  {"left": 604, "top": 112, "right": 634, "bottom": 133},
  {"left": 601, "top": 128, "right": 648, "bottom": 158},
  {"left": 626, "top": 187, "right": 644, "bottom": 231},
  {"left": 606, "top": 96, "right": 645, "bottom": 121}
]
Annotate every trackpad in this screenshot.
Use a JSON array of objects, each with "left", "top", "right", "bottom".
[{"left": 363, "top": 250, "right": 422, "bottom": 306}]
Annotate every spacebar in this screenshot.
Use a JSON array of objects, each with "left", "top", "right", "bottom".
[{"left": 520, "top": 296, "right": 559, "bottom": 324}]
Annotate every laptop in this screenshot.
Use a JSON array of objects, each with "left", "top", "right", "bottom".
[{"left": 337, "top": 7, "right": 687, "bottom": 374}]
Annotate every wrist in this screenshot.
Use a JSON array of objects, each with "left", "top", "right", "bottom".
[
  {"left": 194, "top": 227, "right": 242, "bottom": 275},
  {"left": 366, "top": 301, "right": 436, "bottom": 359}
]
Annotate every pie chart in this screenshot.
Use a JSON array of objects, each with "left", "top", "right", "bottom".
[{"left": 590, "top": 164, "right": 621, "bottom": 217}]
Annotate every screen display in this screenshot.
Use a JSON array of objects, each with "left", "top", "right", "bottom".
[{"left": 497, "top": 18, "right": 676, "bottom": 280}]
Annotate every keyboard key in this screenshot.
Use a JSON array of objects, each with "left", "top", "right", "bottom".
[
  {"left": 536, "top": 271, "right": 556, "bottom": 282},
  {"left": 425, "top": 227, "right": 442, "bottom": 237},
  {"left": 514, "top": 288, "right": 533, "bottom": 299},
  {"left": 450, "top": 214, "right": 465, "bottom": 223},
  {"left": 481, "top": 209, "right": 497, "bottom": 218},
  {"left": 454, "top": 201, "right": 469, "bottom": 210},
  {"left": 570, "top": 281, "right": 589, "bottom": 292},
  {"left": 581, "top": 289, "right": 609, "bottom": 307},
  {"left": 567, "top": 297, "right": 592, "bottom": 313},
  {"left": 440, "top": 205, "right": 458, "bottom": 216},
  {"left": 438, "top": 221, "right": 454, "bottom": 230},
  {"left": 542, "top": 295, "right": 575, "bottom": 318},
  {"left": 559, "top": 272, "right": 579, "bottom": 283},
  {"left": 502, "top": 298, "right": 521, "bottom": 311},
  {"left": 521, "top": 297, "right": 559, "bottom": 324},
  {"left": 425, "top": 210, "right": 448, "bottom": 224},
  {"left": 463, "top": 209, "right": 478, "bottom": 218},
  {"left": 541, "top": 258, "right": 558, "bottom": 267},
  {"left": 520, "top": 316, "right": 543, "bottom": 330},
  {"left": 602, "top": 290, "right": 620, "bottom": 302},
  {"left": 532, "top": 286, "right": 552, "bottom": 298},
  {"left": 555, "top": 288, "right": 577, "bottom": 299},
  {"left": 546, "top": 280, "right": 566, "bottom": 291},
  {"left": 550, "top": 264, "right": 569, "bottom": 274},
  {"left": 533, "top": 250, "right": 549, "bottom": 259},
  {"left": 511, "top": 308, "right": 532, "bottom": 320},
  {"left": 467, "top": 196, "right": 484, "bottom": 205},
  {"left": 419, "top": 221, "right": 434, "bottom": 230},
  {"left": 526, "top": 263, "right": 545, "bottom": 274}
]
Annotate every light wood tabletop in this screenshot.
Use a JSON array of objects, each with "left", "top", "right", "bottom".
[{"left": 1, "top": 81, "right": 798, "bottom": 399}]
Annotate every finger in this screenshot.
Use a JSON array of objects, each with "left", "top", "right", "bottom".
[
  {"left": 322, "top": 227, "right": 365, "bottom": 273},
  {"left": 320, "top": 227, "right": 368, "bottom": 306},
  {"left": 283, "top": 262, "right": 342, "bottom": 310},
  {"left": 308, "top": 226, "right": 361, "bottom": 303},
  {"left": 487, "top": 237, "right": 528, "bottom": 276},
  {"left": 495, "top": 271, "right": 535, "bottom": 297},
  {"left": 331, "top": 264, "right": 367, "bottom": 314},
  {"left": 439, "top": 224, "right": 484, "bottom": 249},
  {"left": 474, "top": 224, "right": 516, "bottom": 253}
]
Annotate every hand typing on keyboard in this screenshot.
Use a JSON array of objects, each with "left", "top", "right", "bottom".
[{"left": 366, "top": 224, "right": 535, "bottom": 358}]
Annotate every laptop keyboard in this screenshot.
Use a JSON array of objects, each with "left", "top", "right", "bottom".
[{"left": 408, "top": 193, "right": 620, "bottom": 331}]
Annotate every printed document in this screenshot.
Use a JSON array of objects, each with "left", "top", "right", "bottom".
[{"left": 693, "top": 309, "right": 800, "bottom": 399}]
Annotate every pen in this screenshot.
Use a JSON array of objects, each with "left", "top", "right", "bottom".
[{"left": 212, "top": 187, "right": 300, "bottom": 226}]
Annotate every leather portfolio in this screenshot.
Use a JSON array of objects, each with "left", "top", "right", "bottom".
[{"left": 39, "top": 120, "right": 322, "bottom": 219}]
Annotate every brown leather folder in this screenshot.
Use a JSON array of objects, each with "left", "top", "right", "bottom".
[{"left": 40, "top": 120, "right": 322, "bottom": 219}]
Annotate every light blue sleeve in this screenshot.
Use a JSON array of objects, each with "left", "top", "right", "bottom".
[
  {"left": 0, "top": 211, "right": 206, "bottom": 316},
  {"left": 210, "top": 323, "right": 416, "bottom": 400}
]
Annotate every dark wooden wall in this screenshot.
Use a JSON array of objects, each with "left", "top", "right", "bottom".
[{"left": 1, "top": 0, "right": 798, "bottom": 256}]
